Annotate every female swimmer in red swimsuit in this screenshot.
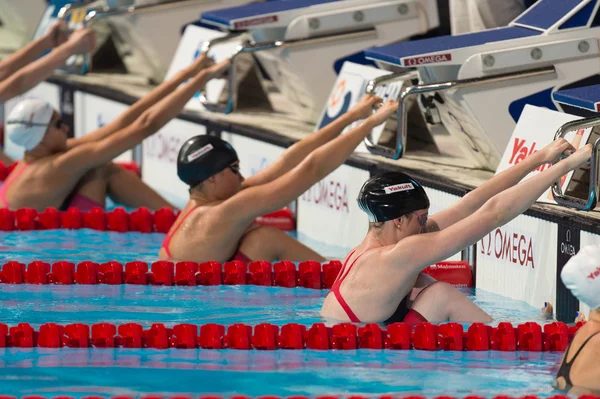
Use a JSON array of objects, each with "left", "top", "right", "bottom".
[{"left": 322, "top": 139, "right": 592, "bottom": 324}]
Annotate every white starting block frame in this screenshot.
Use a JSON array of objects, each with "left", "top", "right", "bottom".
[
  {"left": 363, "top": 0, "right": 600, "bottom": 171},
  {"left": 51, "top": 0, "right": 255, "bottom": 81},
  {"left": 196, "top": 0, "right": 440, "bottom": 121},
  {"left": 552, "top": 85, "right": 600, "bottom": 211}
]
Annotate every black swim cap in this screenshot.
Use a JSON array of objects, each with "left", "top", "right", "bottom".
[
  {"left": 357, "top": 172, "right": 430, "bottom": 223},
  {"left": 177, "top": 135, "right": 239, "bottom": 186}
]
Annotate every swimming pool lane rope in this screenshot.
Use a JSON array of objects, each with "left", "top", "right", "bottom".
[
  {"left": 0, "top": 395, "right": 588, "bottom": 399},
  {"left": 0, "top": 320, "right": 583, "bottom": 351}
]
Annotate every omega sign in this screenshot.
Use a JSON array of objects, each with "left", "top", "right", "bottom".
[
  {"left": 402, "top": 53, "right": 452, "bottom": 66},
  {"left": 479, "top": 227, "right": 535, "bottom": 269},
  {"left": 301, "top": 179, "right": 350, "bottom": 213}
]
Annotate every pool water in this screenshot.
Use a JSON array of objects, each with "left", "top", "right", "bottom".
[{"left": 0, "top": 229, "right": 566, "bottom": 397}]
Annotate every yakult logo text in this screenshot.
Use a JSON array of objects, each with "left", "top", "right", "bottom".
[
  {"left": 509, "top": 138, "right": 551, "bottom": 172},
  {"left": 301, "top": 180, "right": 349, "bottom": 213},
  {"left": 403, "top": 53, "right": 452, "bottom": 66},
  {"left": 479, "top": 227, "right": 535, "bottom": 269},
  {"left": 588, "top": 266, "right": 600, "bottom": 280},
  {"left": 384, "top": 183, "right": 414, "bottom": 194}
]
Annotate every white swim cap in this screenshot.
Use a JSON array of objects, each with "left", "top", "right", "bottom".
[
  {"left": 5, "top": 98, "right": 55, "bottom": 150},
  {"left": 561, "top": 245, "right": 600, "bottom": 310}
]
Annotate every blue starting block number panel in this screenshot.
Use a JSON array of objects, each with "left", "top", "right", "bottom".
[
  {"left": 364, "top": 27, "right": 538, "bottom": 66},
  {"left": 553, "top": 85, "right": 600, "bottom": 112}
]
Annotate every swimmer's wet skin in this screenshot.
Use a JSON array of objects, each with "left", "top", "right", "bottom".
[
  {"left": 321, "top": 139, "right": 592, "bottom": 325},
  {"left": 158, "top": 97, "right": 399, "bottom": 263},
  {"left": 0, "top": 55, "right": 229, "bottom": 212}
]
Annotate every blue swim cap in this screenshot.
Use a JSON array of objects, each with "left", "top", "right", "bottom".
[
  {"left": 177, "top": 135, "right": 239, "bottom": 186},
  {"left": 358, "top": 172, "right": 430, "bottom": 223}
]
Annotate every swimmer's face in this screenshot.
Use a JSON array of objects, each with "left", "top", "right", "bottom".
[
  {"left": 412, "top": 208, "right": 429, "bottom": 234},
  {"left": 215, "top": 161, "right": 244, "bottom": 198},
  {"left": 43, "top": 112, "right": 69, "bottom": 151}
]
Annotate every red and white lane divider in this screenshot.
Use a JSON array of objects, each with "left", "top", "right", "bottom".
[
  {"left": 0, "top": 320, "right": 585, "bottom": 351},
  {"left": 0, "top": 396, "right": 592, "bottom": 399},
  {"left": 0, "top": 260, "right": 473, "bottom": 289}
]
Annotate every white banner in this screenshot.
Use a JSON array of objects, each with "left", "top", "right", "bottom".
[
  {"left": 165, "top": 24, "right": 243, "bottom": 112},
  {"left": 424, "top": 187, "right": 462, "bottom": 261},
  {"left": 221, "top": 132, "right": 285, "bottom": 179},
  {"left": 74, "top": 91, "right": 133, "bottom": 163},
  {"left": 3, "top": 82, "right": 60, "bottom": 160},
  {"left": 476, "top": 215, "right": 558, "bottom": 308},
  {"left": 298, "top": 164, "right": 370, "bottom": 250},
  {"left": 495, "top": 105, "right": 590, "bottom": 204},
  {"left": 315, "top": 62, "right": 404, "bottom": 153},
  {"left": 142, "top": 119, "right": 207, "bottom": 208}
]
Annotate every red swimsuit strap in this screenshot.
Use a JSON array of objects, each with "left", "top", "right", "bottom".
[
  {"left": 161, "top": 205, "right": 199, "bottom": 259},
  {"left": 0, "top": 163, "right": 29, "bottom": 208},
  {"left": 330, "top": 250, "right": 368, "bottom": 323}
]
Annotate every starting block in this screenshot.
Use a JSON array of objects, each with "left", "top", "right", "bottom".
[
  {"left": 194, "top": 0, "right": 440, "bottom": 121},
  {"left": 363, "top": 0, "right": 600, "bottom": 170},
  {"left": 552, "top": 85, "right": 600, "bottom": 211},
  {"left": 38, "top": 0, "right": 256, "bottom": 82}
]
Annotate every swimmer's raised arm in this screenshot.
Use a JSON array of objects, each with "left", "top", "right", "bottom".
[
  {"left": 217, "top": 100, "right": 398, "bottom": 225},
  {"left": 0, "top": 28, "right": 95, "bottom": 103},
  {"left": 67, "top": 54, "right": 215, "bottom": 148},
  {"left": 428, "top": 139, "right": 576, "bottom": 232},
  {"left": 242, "top": 95, "right": 382, "bottom": 188},
  {"left": 0, "top": 21, "right": 68, "bottom": 82},
  {"left": 53, "top": 60, "right": 230, "bottom": 172},
  {"left": 390, "top": 144, "right": 592, "bottom": 274}
]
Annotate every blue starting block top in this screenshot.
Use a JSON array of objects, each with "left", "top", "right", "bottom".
[
  {"left": 514, "top": 0, "right": 589, "bottom": 30},
  {"left": 202, "top": 0, "right": 343, "bottom": 29},
  {"left": 365, "top": 27, "right": 538, "bottom": 66},
  {"left": 553, "top": 85, "right": 600, "bottom": 112}
]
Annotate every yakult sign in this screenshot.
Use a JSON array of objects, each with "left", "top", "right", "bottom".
[
  {"left": 496, "top": 105, "right": 590, "bottom": 204},
  {"left": 476, "top": 214, "right": 557, "bottom": 308},
  {"left": 298, "top": 164, "right": 369, "bottom": 249},
  {"left": 316, "top": 62, "right": 404, "bottom": 154}
]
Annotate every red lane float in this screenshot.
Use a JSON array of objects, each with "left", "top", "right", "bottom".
[
  {"left": 0, "top": 259, "right": 343, "bottom": 289},
  {"left": 0, "top": 321, "right": 582, "bottom": 351},
  {"left": 0, "top": 206, "right": 295, "bottom": 233}
]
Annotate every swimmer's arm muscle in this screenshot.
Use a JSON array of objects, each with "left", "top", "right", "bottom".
[
  {"left": 0, "top": 31, "right": 54, "bottom": 82},
  {"left": 55, "top": 61, "right": 230, "bottom": 171},
  {"left": 66, "top": 57, "right": 213, "bottom": 148},
  {"left": 218, "top": 103, "right": 397, "bottom": 224},
  {"left": 393, "top": 147, "right": 591, "bottom": 271},
  {"left": 429, "top": 139, "right": 575, "bottom": 230},
  {"left": 242, "top": 95, "right": 381, "bottom": 188}
]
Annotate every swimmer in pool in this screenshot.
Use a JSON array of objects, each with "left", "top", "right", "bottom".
[
  {"left": 553, "top": 245, "right": 600, "bottom": 395},
  {"left": 159, "top": 95, "right": 397, "bottom": 263},
  {"left": 321, "top": 139, "right": 592, "bottom": 325},
  {"left": 1, "top": 55, "right": 229, "bottom": 211},
  {"left": 0, "top": 22, "right": 96, "bottom": 164}
]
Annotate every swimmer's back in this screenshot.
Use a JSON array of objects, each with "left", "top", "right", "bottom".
[
  {"left": 321, "top": 246, "right": 420, "bottom": 322},
  {"left": 554, "top": 322, "right": 600, "bottom": 392}
]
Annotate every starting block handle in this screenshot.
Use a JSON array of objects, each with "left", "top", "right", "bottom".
[
  {"left": 551, "top": 117, "right": 600, "bottom": 211},
  {"left": 364, "top": 66, "right": 557, "bottom": 160}
]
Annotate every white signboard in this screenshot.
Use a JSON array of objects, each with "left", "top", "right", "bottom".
[
  {"left": 316, "top": 62, "right": 404, "bottom": 153},
  {"left": 476, "top": 214, "right": 558, "bottom": 308},
  {"left": 298, "top": 164, "right": 370, "bottom": 250},
  {"left": 74, "top": 91, "right": 133, "bottom": 163},
  {"left": 496, "top": 105, "right": 590, "bottom": 204},
  {"left": 3, "top": 82, "right": 60, "bottom": 160},
  {"left": 165, "top": 24, "right": 243, "bottom": 112},
  {"left": 424, "top": 187, "right": 462, "bottom": 261},
  {"left": 142, "top": 119, "right": 207, "bottom": 208}
]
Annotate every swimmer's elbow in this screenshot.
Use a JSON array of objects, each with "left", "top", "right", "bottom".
[
  {"left": 133, "top": 111, "right": 159, "bottom": 138},
  {"left": 482, "top": 197, "right": 506, "bottom": 228},
  {"left": 303, "top": 153, "right": 321, "bottom": 180}
]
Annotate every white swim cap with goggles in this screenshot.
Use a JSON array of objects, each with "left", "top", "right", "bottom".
[
  {"left": 562, "top": 245, "right": 600, "bottom": 310},
  {"left": 5, "top": 98, "right": 55, "bottom": 150}
]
